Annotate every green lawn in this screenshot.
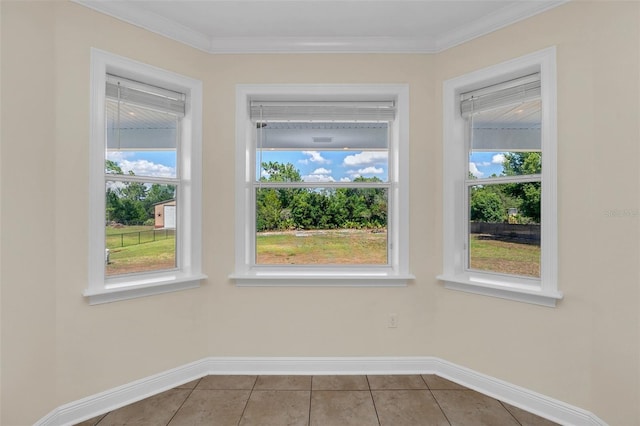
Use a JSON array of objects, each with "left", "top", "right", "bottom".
[
  {"left": 106, "top": 226, "right": 175, "bottom": 249},
  {"left": 105, "top": 225, "right": 176, "bottom": 276},
  {"left": 469, "top": 234, "right": 540, "bottom": 277},
  {"left": 105, "top": 225, "right": 154, "bottom": 235},
  {"left": 103, "top": 226, "right": 539, "bottom": 277},
  {"left": 256, "top": 230, "right": 387, "bottom": 265}
]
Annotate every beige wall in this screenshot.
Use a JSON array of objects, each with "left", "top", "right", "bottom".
[
  {"left": 1, "top": 2, "right": 58, "bottom": 423},
  {"left": 432, "top": 3, "right": 640, "bottom": 423},
  {"left": 1, "top": 1, "right": 638, "bottom": 424}
]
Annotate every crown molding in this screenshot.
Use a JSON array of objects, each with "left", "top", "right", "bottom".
[
  {"left": 74, "top": 0, "right": 212, "bottom": 52},
  {"left": 74, "top": 1, "right": 568, "bottom": 54},
  {"left": 208, "top": 36, "right": 438, "bottom": 54},
  {"left": 435, "top": 0, "right": 569, "bottom": 51}
]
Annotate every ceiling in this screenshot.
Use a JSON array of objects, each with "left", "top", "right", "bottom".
[{"left": 75, "top": 0, "right": 567, "bottom": 54}]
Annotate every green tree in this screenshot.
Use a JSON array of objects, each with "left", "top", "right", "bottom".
[
  {"left": 289, "top": 190, "right": 327, "bottom": 229},
  {"left": 104, "top": 164, "right": 150, "bottom": 225},
  {"left": 105, "top": 159, "right": 123, "bottom": 175},
  {"left": 503, "top": 152, "right": 542, "bottom": 176},
  {"left": 121, "top": 171, "right": 147, "bottom": 202},
  {"left": 260, "top": 162, "right": 302, "bottom": 182},
  {"left": 327, "top": 189, "right": 349, "bottom": 228},
  {"left": 344, "top": 177, "right": 387, "bottom": 228},
  {"left": 502, "top": 152, "right": 542, "bottom": 222},
  {"left": 256, "top": 189, "right": 283, "bottom": 231},
  {"left": 254, "top": 162, "right": 389, "bottom": 230},
  {"left": 144, "top": 184, "right": 175, "bottom": 216},
  {"left": 105, "top": 188, "right": 122, "bottom": 223},
  {"left": 258, "top": 162, "right": 303, "bottom": 228},
  {"left": 470, "top": 188, "right": 505, "bottom": 222}
]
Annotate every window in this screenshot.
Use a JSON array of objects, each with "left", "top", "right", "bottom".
[
  {"left": 439, "top": 47, "right": 562, "bottom": 307},
  {"left": 85, "top": 49, "right": 205, "bottom": 304},
  {"left": 231, "top": 85, "right": 413, "bottom": 286}
]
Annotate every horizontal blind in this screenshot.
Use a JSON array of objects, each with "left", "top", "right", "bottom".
[
  {"left": 250, "top": 100, "right": 396, "bottom": 122},
  {"left": 460, "top": 73, "right": 540, "bottom": 118},
  {"left": 106, "top": 74, "right": 186, "bottom": 116}
]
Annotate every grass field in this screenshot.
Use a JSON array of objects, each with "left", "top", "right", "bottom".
[
  {"left": 469, "top": 234, "right": 540, "bottom": 277},
  {"left": 257, "top": 229, "right": 387, "bottom": 265},
  {"left": 103, "top": 226, "right": 539, "bottom": 277},
  {"left": 105, "top": 225, "right": 176, "bottom": 276}
]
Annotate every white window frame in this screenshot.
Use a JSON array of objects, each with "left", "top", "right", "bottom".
[
  {"left": 231, "top": 84, "right": 413, "bottom": 286},
  {"left": 85, "top": 48, "right": 206, "bottom": 304},
  {"left": 439, "top": 47, "right": 562, "bottom": 307}
]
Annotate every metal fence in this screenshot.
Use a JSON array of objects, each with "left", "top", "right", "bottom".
[
  {"left": 106, "top": 228, "right": 176, "bottom": 249},
  {"left": 470, "top": 222, "right": 540, "bottom": 244}
]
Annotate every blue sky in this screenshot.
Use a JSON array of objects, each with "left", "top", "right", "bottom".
[
  {"left": 107, "top": 150, "right": 177, "bottom": 178},
  {"left": 107, "top": 148, "right": 504, "bottom": 182},
  {"left": 258, "top": 150, "right": 389, "bottom": 182},
  {"left": 469, "top": 152, "right": 506, "bottom": 178}
]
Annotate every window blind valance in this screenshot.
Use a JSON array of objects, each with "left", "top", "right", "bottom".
[
  {"left": 106, "top": 74, "right": 186, "bottom": 116},
  {"left": 460, "top": 73, "right": 540, "bottom": 118},
  {"left": 250, "top": 100, "right": 396, "bottom": 122}
]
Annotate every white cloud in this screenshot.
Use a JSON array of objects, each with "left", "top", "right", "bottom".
[
  {"left": 469, "top": 162, "right": 484, "bottom": 178},
  {"left": 302, "top": 174, "right": 335, "bottom": 182},
  {"left": 492, "top": 153, "right": 505, "bottom": 164},
  {"left": 312, "top": 168, "right": 332, "bottom": 175},
  {"left": 302, "top": 167, "right": 335, "bottom": 182},
  {"left": 357, "top": 166, "right": 383, "bottom": 175},
  {"left": 346, "top": 166, "right": 384, "bottom": 179},
  {"left": 301, "top": 150, "right": 330, "bottom": 164},
  {"left": 106, "top": 152, "right": 176, "bottom": 178},
  {"left": 343, "top": 151, "right": 388, "bottom": 167},
  {"left": 106, "top": 151, "right": 133, "bottom": 163},
  {"left": 119, "top": 159, "right": 176, "bottom": 178},
  {"left": 339, "top": 177, "right": 352, "bottom": 182}
]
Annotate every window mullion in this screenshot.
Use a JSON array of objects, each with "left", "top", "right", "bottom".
[
  {"left": 464, "top": 174, "right": 541, "bottom": 187},
  {"left": 104, "top": 174, "right": 179, "bottom": 185},
  {"left": 254, "top": 182, "right": 391, "bottom": 189}
]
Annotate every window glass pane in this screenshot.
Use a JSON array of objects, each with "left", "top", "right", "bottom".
[
  {"left": 257, "top": 150, "right": 388, "bottom": 183},
  {"left": 255, "top": 122, "right": 389, "bottom": 183},
  {"left": 105, "top": 181, "right": 177, "bottom": 276},
  {"left": 256, "top": 187, "right": 388, "bottom": 265},
  {"left": 468, "top": 182, "right": 540, "bottom": 278},
  {"left": 106, "top": 99, "right": 178, "bottom": 179},
  {"left": 468, "top": 99, "right": 541, "bottom": 179}
]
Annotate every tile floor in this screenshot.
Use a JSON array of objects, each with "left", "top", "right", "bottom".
[{"left": 75, "top": 375, "right": 559, "bottom": 426}]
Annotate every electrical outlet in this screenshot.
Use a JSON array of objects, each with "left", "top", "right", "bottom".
[{"left": 388, "top": 313, "right": 398, "bottom": 328}]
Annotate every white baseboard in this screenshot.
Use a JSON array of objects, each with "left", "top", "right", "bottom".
[
  {"left": 38, "top": 358, "right": 211, "bottom": 426},
  {"left": 35, "top": 356, "right": 607, "bottom": 426}
]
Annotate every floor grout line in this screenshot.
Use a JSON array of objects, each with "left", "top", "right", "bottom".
[
  {"left": 167, "top": 380, "right": 199, "bottom": 426},
  {"left": 499, "top": 399, "right": 525, "bottom": 426},
  {"left": 308, "top": 377, "right": 313, "bottom": 426},
  {"left": 75, "top": 374, "right": 556, "bottom": 426},
  {"left": 236, "top": 375, "right": 258, "bottom": 426},
  {"left": 427, "top": 386, "right": 453, "bottom": 426},
  {"left": 365, "top": 375, "right": 383, "bottom": 426}
]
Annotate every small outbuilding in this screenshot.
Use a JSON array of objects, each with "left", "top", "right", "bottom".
[{"left": 153, "top": 199, "right": 176, "bottom": 229}]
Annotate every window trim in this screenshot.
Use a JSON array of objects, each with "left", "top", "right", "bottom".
[
  {"left": 438, "top": 47, "right": 562, "bottom": 307},
  {"left": 231, "top": 84, "right": 414, "bottom": 286},
  {"left": 85, "top": 48, "right": 206, "bottom": 304}
]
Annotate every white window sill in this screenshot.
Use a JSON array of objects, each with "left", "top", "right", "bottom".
[
  {"left": 230, "top": 271, "right": 415, "bottom": 287},
  {"left": 437, "top": 274, "right": 562, "bottom": 307},
  {"left": 84, "top": 273, "right": 207, "bottom": 305}
]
